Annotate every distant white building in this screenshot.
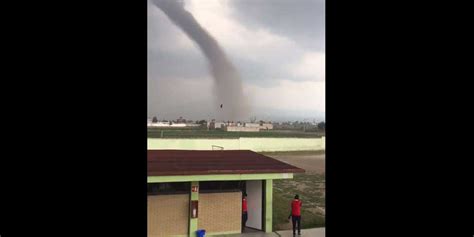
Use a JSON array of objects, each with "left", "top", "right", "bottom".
[
  {"left": 260, "top": 123, "right": 273, "bottom": 130},
  {"left": 185, "top": 123, "right": 200, "bottom": 127},
  {"left": 244, "top": 122, "right": 273, "bottom": 130},
  {"left": 170, "top": 123, "right": 186, "bottom": 127},
  {"left": 147, "top": 122, "right": 186, "bottom": 128},
  {"left": 209, "top": 121, "right": 226, "bottom": 129},
  {"left": 244, "top": 123, "right": 260, "bottom": 128},
  {"left": 224, "top": 126, "right": 260, "bottom": 132}
]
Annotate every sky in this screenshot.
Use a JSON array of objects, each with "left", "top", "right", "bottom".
[{"left": 148, "top": 0, "right": 325, "bottom": 122}]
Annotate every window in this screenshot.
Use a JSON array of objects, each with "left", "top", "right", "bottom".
[
  {"left": 199, "top": 181, "right": 244, "bottom": 193},
  {"left": 147, "top": 182, "right": 190, "bottom": 195}
]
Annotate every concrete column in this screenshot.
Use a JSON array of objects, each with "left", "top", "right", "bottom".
[
  {"left": 264, "top": 179, "right": 273, "bottom": 233},
  {"left": 189, "top": 181, "right": 199, "bottom": 237}
]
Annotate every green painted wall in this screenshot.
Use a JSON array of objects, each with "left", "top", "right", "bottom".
[{"left": 148, "top": 137, "right": 325, "bottom": 152}]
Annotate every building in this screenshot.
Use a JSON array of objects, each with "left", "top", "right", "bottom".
[
  {"left": 148, "top": 122, "right": 187, "bottom": 128},
  {"left": 224, "top": 126, "right": 260, "bottom": 132},
  {"left": 208, "top": 121, "right": 226, "bottom": 129},
  {"left": 148, "top": 122, "right": 170, "bottom": 127},
  {"left": 185, "top": 123, "right": 201, "bottom": 127},
  {"left": 260, "top": 123, "right": 273, "bottom": 130},
  {"left": 243, "top": 122, "right": 273, "bottom": 130},
  {"left": 243, "top": 123, "right": 260, "bottom": 128},
  {"left": 148, "top": 150, "right": 305, "bottom": 237}
]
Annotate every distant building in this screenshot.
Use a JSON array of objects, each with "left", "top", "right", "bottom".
[
  {"left": 260, "top": 123, "right": 273, "bottom": 130},
  {"left": 244, "top": 123, "right": 260, "bottom": 128},
  {"left": 148, "top": 122, "right": 186, "bottom": 128},
  {"left": 224, "top": 126, "right": 260, "bottom": 132},
  {"left": 244, "top": 122, "right": 273, "bottom": 130},
  {"left": 170, "top": 123, "right": 187, "bottom": 127},
  {"left": 185, "top": 123, "right": 200, "bottom": 127},
  {"left": 209, "top": 121, "right": 226, "bottom": 129}
]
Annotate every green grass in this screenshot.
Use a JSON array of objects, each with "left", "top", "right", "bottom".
[
  {"left": 147, "top": 128, "right": 325, "bottom": 138},
  {"left": 273, "top": 173, "right": 326, "bottom": 230}
]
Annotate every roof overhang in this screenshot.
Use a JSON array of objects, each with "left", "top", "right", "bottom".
[{"left": 147, "top": 172, "right": 294, "bottom": 183}]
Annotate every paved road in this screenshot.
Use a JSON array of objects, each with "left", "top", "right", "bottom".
[
  {"left": 276, "top": 227, "right": 325, "bottom": 237},
  {"left": 211, "top": 228, "right": 325, "bottom": 237}
]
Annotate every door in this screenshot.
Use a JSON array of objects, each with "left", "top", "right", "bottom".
[{"left": 245, "top": 180, "right": 262, "bottom": 230}]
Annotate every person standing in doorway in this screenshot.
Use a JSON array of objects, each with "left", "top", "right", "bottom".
[
  {"left": 242, "top": 192, "right": 248, "bottom": 232},
  {"left": 288, "top": 194, "right": 302, "bottom": 236}
]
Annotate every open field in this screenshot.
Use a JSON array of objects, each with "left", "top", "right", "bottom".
[
  {"left": 263, "top": 151, "right": 325, "bottom": 230},
  {"left": 262, "top": 151, "right": 325, "bottom": 174},
  {"left": 148, "top": 128, "right": 325, "bottom": 139}
]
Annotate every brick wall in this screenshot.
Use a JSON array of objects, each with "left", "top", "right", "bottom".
[
  {"left": 198, "top": 192, "right": 242, "bottom": 234},
  {"left": 148, "top": 194, "right": 189, "bottom": 237}
]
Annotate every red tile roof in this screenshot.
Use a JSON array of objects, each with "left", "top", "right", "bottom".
[{"left": 148, "top": 150, "right": 305, "bottom": 176}]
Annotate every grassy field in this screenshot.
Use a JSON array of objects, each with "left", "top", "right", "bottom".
[
  {"left": 148, "top": 128, "right": 325, "bottom": 138},
  {"left": 273, "top": 173, "right": 326, "bottom": 230}
]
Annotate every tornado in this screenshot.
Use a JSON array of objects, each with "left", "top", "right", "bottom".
[{"left": 153, "top": 0, "right": 250, "bottom": 121}]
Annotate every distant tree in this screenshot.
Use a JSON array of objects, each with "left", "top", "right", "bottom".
[
  {"left": 152, "top": 116, "right": 158, "bottom": 123},
  {"left": 169, "top": 121, "right": 172, "bottom": 125},
  {"left": 197, "top": 120, "right": 207, "bottom": 128},
  {"left": 317, "top": 122, "right": 326, "bottom": 130},
  {"left": 250, "top": 116, "right": 257, "bottom": 123},
  {"left": 177, "top": 116, "right": 186, "bottom": 123}
]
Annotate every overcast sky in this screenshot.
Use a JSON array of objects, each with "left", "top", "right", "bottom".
[{"left": 148, "top": 0, "right": 325, "bottom": 122}]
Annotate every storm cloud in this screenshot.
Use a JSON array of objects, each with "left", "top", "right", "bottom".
[{"left": 148, "top": 0, "right": 325, "bottom": 121}]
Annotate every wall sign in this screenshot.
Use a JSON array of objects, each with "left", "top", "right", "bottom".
[{"left": 190, "top": 200, "right": 199, "bottom": 218}]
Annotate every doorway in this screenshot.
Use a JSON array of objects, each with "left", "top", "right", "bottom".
[{"left": 245, "top": 180, "right": 263, "bottom": 231}]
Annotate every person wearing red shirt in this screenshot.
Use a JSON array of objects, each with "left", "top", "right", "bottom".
[
  {"left": 242, "top": 192, "right": 248, "bottom": 232},
  {"left": 288, "top": 194, "right": 302, "bottom": 236}
]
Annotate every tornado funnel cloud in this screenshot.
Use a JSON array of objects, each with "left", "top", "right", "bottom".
[{"left": 153, "top": 0, "right": 250, "bottom": 121}]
